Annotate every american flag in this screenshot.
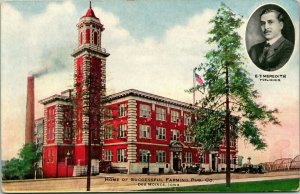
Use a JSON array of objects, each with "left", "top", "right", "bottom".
[{"left": 195, "top": 72, "right": 205, "bottom": 85}]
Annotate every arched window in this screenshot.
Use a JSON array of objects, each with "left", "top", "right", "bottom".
[
  {"left": 93, "top": 31, "right": 98, "bottom": 45},
  {"left": 86, "top": 29, "right": 90, "bottom": 44}
]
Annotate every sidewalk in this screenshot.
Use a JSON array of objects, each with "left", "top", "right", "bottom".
[
  {"left": 2, "top": 171, "right": 299, "bottom": 192},
  {"left": 92, "top": 171, "right": 299, "bottom": 191}
]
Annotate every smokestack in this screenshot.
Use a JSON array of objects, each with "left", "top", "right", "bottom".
[{"left": 25, "top": 75, "right": 35, "bottom": 144}]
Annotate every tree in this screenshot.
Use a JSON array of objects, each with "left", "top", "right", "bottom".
[
  {"left": 190, "top": 3, "right": 280, "bottom": 186},
  {"left": 3, "top": 143, "right": 41, "bottom": 180}
]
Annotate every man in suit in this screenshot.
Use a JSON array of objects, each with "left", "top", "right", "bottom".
[{"left": 249, "top": 9, "right": 294, "bottom": 71}]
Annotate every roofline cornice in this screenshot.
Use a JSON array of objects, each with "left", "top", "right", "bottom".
[
  {"left": 105, "top": 89, "right": 195, "bottom": 109},
  {"left": 39, "top": 94, "right": 70, "bottom": 105}
]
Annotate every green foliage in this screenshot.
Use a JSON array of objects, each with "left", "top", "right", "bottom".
[
  {"left": 190, "top": 3, "right": 280, "bottom": 151},
  {"left": 3, "top": 143, "right": 41, "bottom": 180}
]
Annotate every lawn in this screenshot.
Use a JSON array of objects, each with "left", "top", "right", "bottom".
[{"left": 146, "top": 178, "right": 299, "bottom": 192}]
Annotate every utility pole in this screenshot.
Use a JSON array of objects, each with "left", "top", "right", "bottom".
[{"left": 225, "top": 62, "right": 231, "bottom": 187}]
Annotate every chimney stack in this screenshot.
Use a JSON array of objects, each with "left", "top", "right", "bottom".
[{"left": 25, "top": 75, "right": 35, "bottom": 144}]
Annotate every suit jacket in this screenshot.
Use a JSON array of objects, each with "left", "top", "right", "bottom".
[{"left": 249, "top": 36, "right": 294, "bottom": 71}]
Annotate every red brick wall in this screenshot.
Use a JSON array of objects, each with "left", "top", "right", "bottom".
[{"left": 43, "top": 145, "right": 58, "bottom": 177}]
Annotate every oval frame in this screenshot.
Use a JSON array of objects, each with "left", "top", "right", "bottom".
[{"left": 246, "top": 4, "right": 295, "bottom": 71}]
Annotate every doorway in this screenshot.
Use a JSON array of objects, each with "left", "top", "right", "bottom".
[
  {"left": 211, "top": 154, "right": 216, "bottom": 171},
  {"left": 173, "top": 157, "right": 181, "bottom": 171}
]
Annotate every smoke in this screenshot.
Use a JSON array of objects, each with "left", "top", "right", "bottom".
[
  {"left": 29, "top": 65, "right": 48, "bottom": 78},
  {"left": 28, "top": 45, "right": 73, "bottom": 78}
]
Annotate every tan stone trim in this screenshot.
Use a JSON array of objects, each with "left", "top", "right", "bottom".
[{"left": 103, "top": 142, "right": 128, "bottom": 146}]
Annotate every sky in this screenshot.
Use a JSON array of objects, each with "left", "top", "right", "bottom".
[{"left": 1, "top": 0, "right": 299, "bottom": 164}]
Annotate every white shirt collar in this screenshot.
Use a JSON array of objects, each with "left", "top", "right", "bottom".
[{"left": 267, "top": 35, "right": 282, "bottom": 45}]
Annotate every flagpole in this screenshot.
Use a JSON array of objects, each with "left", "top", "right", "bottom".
[{"left": 193, "top": 68, "right": 196, "bottom": 105}]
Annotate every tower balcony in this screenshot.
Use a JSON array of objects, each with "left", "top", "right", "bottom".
[{"left": 71, "top": 44, "right": 110, "bottom": 58}]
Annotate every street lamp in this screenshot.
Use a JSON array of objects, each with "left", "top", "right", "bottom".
[
  {"left": 147, "top": 151, "right": 151, "bottom": 175},
  {"left": 247, "top": 157, "right": 251, "bottom": 165}
]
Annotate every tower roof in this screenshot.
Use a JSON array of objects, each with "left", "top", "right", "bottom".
[{"left": 83, "top": 1, "right": 98, "bottom": 19}]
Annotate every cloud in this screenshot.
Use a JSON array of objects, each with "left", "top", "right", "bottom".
[
  {"left": 103, "top": 8, "right": 216, "bottom": 101},
  {"left": 1, "top": 2, "right": 216, "bottom": 160},
  {"left": 1, "top": 1, "right": 78, "bottom": 160}
]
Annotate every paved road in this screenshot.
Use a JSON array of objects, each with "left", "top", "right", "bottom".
[{"left": 2, "top": 171, "right": 299, "bottom": 192}]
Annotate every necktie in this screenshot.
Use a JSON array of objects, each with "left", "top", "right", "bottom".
[{"left": 259, "top": 42, "right": 271, "bottom": 65}]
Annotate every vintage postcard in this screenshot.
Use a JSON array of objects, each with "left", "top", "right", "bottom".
[{"left": 1, "top": 0, "right": 299, "bottom": 192}]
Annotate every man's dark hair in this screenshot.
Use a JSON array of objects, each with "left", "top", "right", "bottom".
[{"left": 260, "top": 9, "right": 284, "bottom": 22}]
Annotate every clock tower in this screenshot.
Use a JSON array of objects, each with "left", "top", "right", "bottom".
[{"left": 72, "top": 2, "right": 109, "bottom": 175}]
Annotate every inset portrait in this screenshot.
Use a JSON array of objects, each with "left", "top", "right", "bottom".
[{"left": 246, "top": 4, "right": 295, "bottom": 71}]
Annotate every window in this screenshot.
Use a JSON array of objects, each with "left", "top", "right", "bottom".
[
  {"left": 117, "top": 149, "right": 126, "bottom": 162},
  {"left": 184, "top": 130, "right": 192, "bottom": 143},
  {"left": 140, "top": 104, "right": 151, "bottom": 118},
  {"left": 118, "top": 104, "right": 127, "bottom": 117},
  {"left": 47, "top": 150, "right": 51, "bottom": 162},
  {"left": 47, "top": 127, "right": 50, "bottom": 140},
  {"left": 51, "top": 127, "right": 55, "bottom": 140},
  {"left": 230, "top": 155, "right": 234, "bottom": 164},
  {"left": 156, "top": 151, "right": 166, "bottom": 162},
  {"left": 105, "top": 150, "right": 113, "bottom": 161},
  {"left": 47, "top": 126, "right": 55, "bottom": 140},
  {"left": 93, "top": 31, "right": 98, "bottom": 45},
  {"left": 140, "top": 125, "right": 151, "bottom": 138},
  {"left": 171, "top": 110, "right": 180, "bottom": 123},
  {"left": 230, "top": 140, "right": 235, "bottom": 147},
  {"left": 156, "top": 127, "right": 166, "bottom": 140},
  {"left": 220, "top": 154, "right": 225, "bottom": 164},
  {"left": 47, "top": 107, "right": 55, "bottom": 140},
  {"left": 105, "top": 108, "right": 113, "bottom": 120},
  {"left": 171, "top": 129, "right": 180, "bottom": 141},
  {"left": 184, "top": 114, "right": 191, "bottom": 125},
  {"left": 118, "top": 124, "right": 126, "bottom": 138},
  {"left": 139, "top": 149, "right": 150, "bottom": 162},
  {"left": 64, "top": 127, "right": 72, "bottom": 140},
  {"left": 200, "top": 154, "right": 206, "bottom": 163},
  {"left": 86, "top": 29, "right": 90, "bottom": 44},
  {"left": 65, "top": 110, "right": 72, "bottom": 122},
  {"left": 221, "top": 138, "right": 235, "bottom": 147},
  {"left": 104, "top": 126, "right": 113, "bottom": 139},
  {"left": 185, "top": 152, "right": 192, "bottom": 163},
  {"left": 92, "top": 129, "right": 99, "bottom": 140},
  {"left": 156, "top": 107, "right": 166, "bottom": 121},
  {"left": 47, "top": 149, "right": 54, "bottom": 163}
]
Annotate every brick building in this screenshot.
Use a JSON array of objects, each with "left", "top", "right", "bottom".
[{"left": 37, "top": 3, "right": 238, "bottom": 177}]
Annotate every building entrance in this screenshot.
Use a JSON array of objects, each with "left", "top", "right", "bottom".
[
  {"left": 169, "top": 141, "right": 184, "bottom": 173},
  {"left": 211, "top": 154, "right": 216, "bottom": 171},
  {"left": 173, "top": 156, "right": 181, "bottom": 171}
]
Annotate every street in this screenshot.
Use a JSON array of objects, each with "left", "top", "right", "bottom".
[{"left": 2, "top": 171, "right": 299, "bottom": 192}]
